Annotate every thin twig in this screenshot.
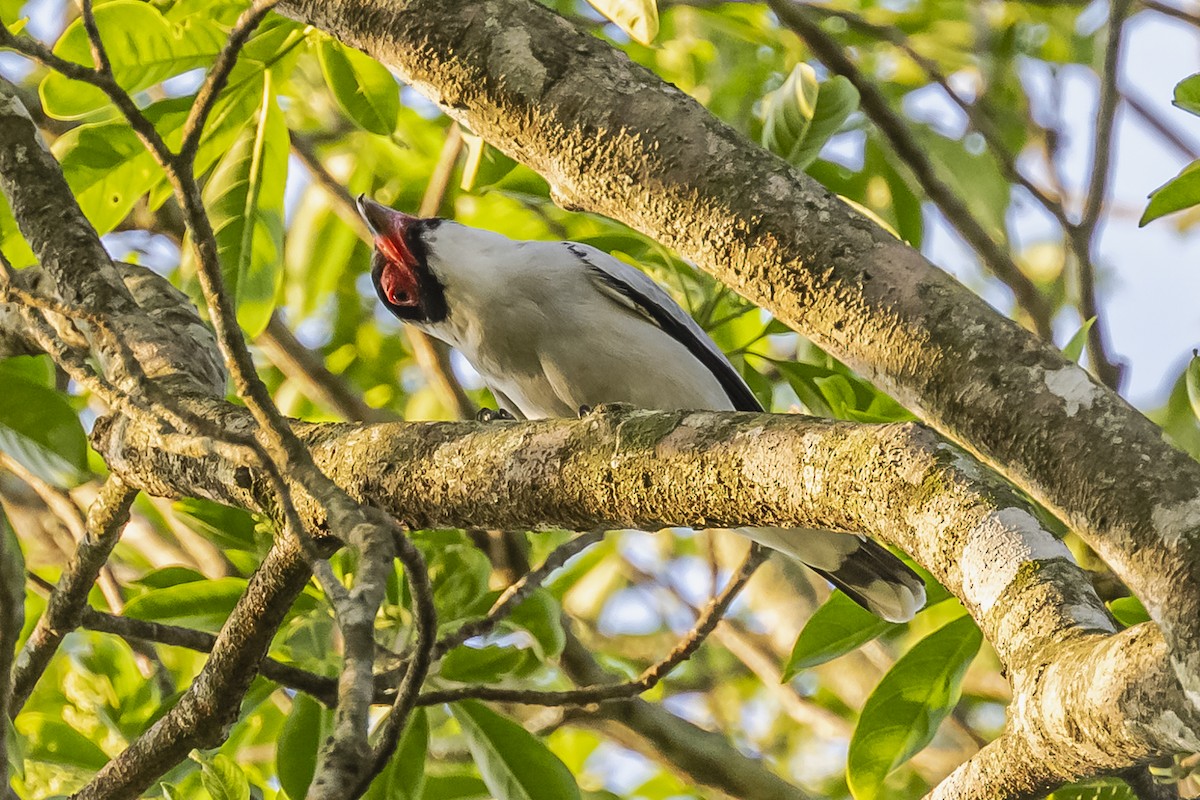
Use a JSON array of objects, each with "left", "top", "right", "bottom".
[
  {"left": 435, "top": 530, "right": 606, "bottom": 657},
  {"left": 417, "top": 545, "right": 766, "bottom": 708},
  {"left": 1123, "top": 87, "right": 1200, "bottom": 161},
  {"left": 178, "top": 0, "right": 284, "bottom": 166}
]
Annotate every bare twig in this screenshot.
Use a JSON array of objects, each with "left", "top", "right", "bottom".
[
  {"left": 1069, "top": 0, "right": 1132, "bottom": 389},
  {"left": 1141, "top": 0, "right": 1200, "bottom": 27}
]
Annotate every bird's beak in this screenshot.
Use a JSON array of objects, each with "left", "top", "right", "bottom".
[{"left": 356, "top": 195, "right": 415, "bottom": 241}]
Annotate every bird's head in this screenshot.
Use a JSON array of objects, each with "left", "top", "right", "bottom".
[{"left": 357, "top": 195, "right": 449, "bottom": 324}]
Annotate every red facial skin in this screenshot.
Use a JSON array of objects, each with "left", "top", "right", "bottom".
[{"left": 377, "top": 232, "right": 420, "bottom": 308}]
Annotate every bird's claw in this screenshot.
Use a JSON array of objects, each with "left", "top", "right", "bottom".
[{"left": 476, "top": 407, "right": 515, "bottom": 422}]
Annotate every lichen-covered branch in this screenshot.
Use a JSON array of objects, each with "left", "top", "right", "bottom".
[{"left": 276, "top": 0, "right": 1200, "bottom": 713}]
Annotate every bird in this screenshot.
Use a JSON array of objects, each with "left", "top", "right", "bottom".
[{"left": 356, "top": 195, "right": 926, "bottom": 622}]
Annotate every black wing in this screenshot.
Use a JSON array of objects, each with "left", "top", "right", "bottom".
[{"left": 566, "top": 243, "right": 763, "bottom": 413}]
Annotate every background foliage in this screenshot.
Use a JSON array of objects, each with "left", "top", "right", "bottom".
[{"left": 2, "top": 0, "right": 1198, "bottom": 798}]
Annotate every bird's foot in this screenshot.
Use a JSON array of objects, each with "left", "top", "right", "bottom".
[{"left": 476, "top": 407, "right": 515, "bottom": 422}]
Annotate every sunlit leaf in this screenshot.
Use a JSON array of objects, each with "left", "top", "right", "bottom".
[
  {"left": 586, "top": 0, "right": 659, "bottom": 45},
  {"left": 318, "top": 39, "right": 401, "bottom": 136},
  {"left": 451, "top": 701, "right": 581, "bottom": 800},
  {"left": 18, "top": 714, "right": 109, "bottom": 770},
  {"left": 847, "top": 614, "right": 981, "bottom": 800},
  {"left": 783, "top": 591, "right": 896, "bottom": 678},
  {"left": 1107, "top": 596, "right": 1150, "bottom": 628},
  {"left": 40, "top": 0, "right": 224, "bottom": 119},
  {"left": 0, "top": 361, "right": 87, "bottom": 487},
  {"left": 191, "top": 750, "right": 250, "bottom": 800},
  {"left": 1173, "top": 72, "right": 1200, "bottom": 117},
  {"left": 1140, "top": 159, "right": 1200, "bottom": 226}
]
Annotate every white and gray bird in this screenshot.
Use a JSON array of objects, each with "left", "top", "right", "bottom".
[{"left": 357, "top": 196, "right": 926, "bottom": 622}]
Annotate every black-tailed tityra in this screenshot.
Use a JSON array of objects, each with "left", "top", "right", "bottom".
[{"left": 357, "top": 196, "right": 926, "bottom": 622}]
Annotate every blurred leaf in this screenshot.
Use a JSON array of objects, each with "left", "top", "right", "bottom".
[
  {"left": 847, "top": 614, "right": 981, "bottom": 800},
  {"left": 460, "top": 133, "right": 518, "bottom": 193},
  {"left": 1047, "top": 779, "right": 1135, "bottom": 799},
  {"left": 191, "top": 750, "right": 250, "bottom": 800},
  {"left": 1, "top": 506, "right": 23, "bottom": 661},
  {"left": 423, "top": 774, "right": 490, "bottom": 800},
  {"left": 1061, "top": 317, "right": 1096, "bottom": 363},
  {"left": 783, "top": 590, "right": 896, "bottom": 679},
  {"left": 18, "top": 714, "right": 109, "bottom": 770},
  {"left": 318, "top": 39, "right": 400, "bottom": 135},
  {"left": 1140, "top": 159, "right": 1200, "bottom": 226},
  {"left": 1173, "top": 73, "right": 1200, "bottom": 117},
  {"left": 0, "top": 361, "right": 87, "bottom": 487},
  {"left": 191, "top": 72, "right": 288, "bottom": 337},
  {"left": 451, "top": 700, "right": 581, "bottom": 800},
  {"left": 586, "top": 0, "right": 659, "bottom": 45},
  {"left": 364, "top": 708, "right": 428, "bottom": 800},
  {"left": 1107, "top": 596, "right": 1150, "bottom": 628},
  {"left": 40, "top": 0, "right": 224, "bottom": 119},
  {"left": 277, "top": 693, "right": 329, "bottom": 800}
]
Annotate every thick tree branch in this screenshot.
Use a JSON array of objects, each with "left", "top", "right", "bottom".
[{"left": 275, "top": 0, "right": 1200, "bottom": 713}]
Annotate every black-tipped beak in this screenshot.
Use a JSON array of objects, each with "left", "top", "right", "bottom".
[{"left": 356, "top": 195, "right": 415, "bottom": 240}]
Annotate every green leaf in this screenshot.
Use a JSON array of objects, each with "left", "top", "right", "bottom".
[
  {"left": 1173, "top": 73, "right": 1200, "bottom": 117},
  {"left": 0, "top": 361, "right": 88, "bottom": 487},
  {"left": 18, "top": 714, "right": 110, "bottom": 770},
  {"left": 364, "top": 708, "right": 428, "bottom": 800},
  {"left": 40, "top": 1, "right": 225, "bottom": 119},
  {"left": 423, "top": 774, "right": 490, "bottom": 800},
  {"left": 1107, "top": 596, "right": 1150, "bottom": 627},
  {"left": 1186, "top": 353, "right": 1200, "bottom": 424},
  {"left": 1140, "top": 158, "right": 1200, "bottom": 226},
  {"left": 506, "top": 588, "right": 566, "bottom": 660},
  {"left": 783, "top": 591, "right": 897, "bottom": 679},
  {"left": 2, "top": 507, "right": 25, "bottom": 644},
  {"left": 586, "top": 0, "right": 659, "bottom": 45},
  {"left": 790, "top": 76, "right": 859, "bottom": 170},
  {"left": 847, "top": 614, "right": 982, "bottom": 800},
  {"left": 121, "top": 577, "right": 250, "bottom": 629},
  {"left": 440, "top": 645, "right": 535, "bottom": 683},
  {"left": 55, "top": 116, "right": 168, "bottom": 236},
  {"left": 192, "top": 72, "right": 288, "bottom": 337},
  {"left": 318, "top": 39, "right": 400, "bottom": 136},
  {"left": 277, "top": 693, "right": 330, "bottom": 800},
  {"left": 451, "top": 701, "right": 581, "bottom": 800},
  {"left": 172, "top": 498, "right": 260, "bottom": 551},
  {"left": 761, "top": 63, "right": 819, "bottom": 166},
  {"left": 1047, "top": 778, "right": 1135, "bottom": 800},
  {"left": 1061, "top": 317, "right": 1096, "bottom": 363},
  {"left": 191, "top": 750, "right": 250, "bottom": 800}
]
